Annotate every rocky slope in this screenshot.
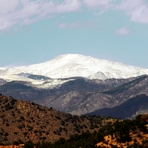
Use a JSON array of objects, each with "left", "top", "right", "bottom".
[
  {"left": 87, "top": 94, "right": 148, "bottom": 119},
  {"left": 0, "top": 75, "right": 147, "bottom": 118}
]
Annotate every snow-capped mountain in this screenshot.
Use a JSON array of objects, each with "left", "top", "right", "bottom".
[
  {"left": 0, "top": 54, "right": 148, "bottom": 117},
  {"left": 0, "top": 54, "right": 148, "bottom": 83}
]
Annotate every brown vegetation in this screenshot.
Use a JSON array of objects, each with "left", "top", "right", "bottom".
[
  {"left": 0, "top": 144, "right": 24, "bottom": 148},
  {"left": 97, "top": 132, "right": 148, "bottom": 148},
  {"left": 96, "top": 115, "right": 148, "bottom": 148},
  {"left": 0, "top": 95, "right": 115, "bottom": 145}
]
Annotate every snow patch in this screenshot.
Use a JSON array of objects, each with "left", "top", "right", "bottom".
[{"left": 0, "top": 54, "right": 148, "bottom": 88}]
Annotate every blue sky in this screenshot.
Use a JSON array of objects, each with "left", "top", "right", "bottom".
[{"left": 0, "top": 0, "right": 148, "bottom": 68}]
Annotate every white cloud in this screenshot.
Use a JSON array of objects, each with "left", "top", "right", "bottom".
[
  {"left": 116, "top": 27, "right": 131, "bottom": 36},
  {"left": 118, "top": 0, "right": 148, "bottom": 23},
  {"left": 83, "top": 0, "right": 112, "bottom": 8},
  {"left": 0, "top": 0, "right": 18, "bottom": 15},
  {"left": 0, "top": 0, "right": 81, "bottom": 31},
  {"left": 55, "top": 0, "right": 81, "bottom": 12},
  {"left": 1, "top": 0, "right": 148, "bottom": 31}
]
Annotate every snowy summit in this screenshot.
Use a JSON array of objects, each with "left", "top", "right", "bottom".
[{"left": 0, "top": 54, "right": 148, "bottom": 81}]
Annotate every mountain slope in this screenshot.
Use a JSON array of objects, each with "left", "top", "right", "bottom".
[
  {"left": 0, "top": 77, "right": 137, "bottom": 114},
  {"left": 0, "top": 75, "right": 148, "bottom": 117},
  {"left": 87, "top": 94, "right": 148, "bottom": 118},
  {"left": 102, "top": 75, "right": 148, "bottom": 105},
  {"left": 0, "top": 54, "right": 148, "bottom": 83},
  {"left": 0, "top": 78, "right": 7, "bottom": 86},
  {"left": 35, "top": 75, "right": 148, "bottom": 115},
  {"left": 0, "top": 95, "right": 114, "bottom": 145}
]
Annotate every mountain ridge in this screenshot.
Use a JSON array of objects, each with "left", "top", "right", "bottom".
[
  {"left": 0, "top": 54, "right": 148, "bottom": 83},
  {"left": 0, "top": 75, "right": 147, "bottom": 117},
  {"left": 0, "top": 54, "right": 148, "bottom": 118},
  {"left": 87, "top": 94, "right": 148, "bottom": 119}
]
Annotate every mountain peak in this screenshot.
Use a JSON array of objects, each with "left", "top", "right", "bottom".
[
  {"left": 51, "top": 54, "right": 93, "bottom": 63},
  {"left": 0, "top": 54, "right": 148, "bottom": 81}
]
